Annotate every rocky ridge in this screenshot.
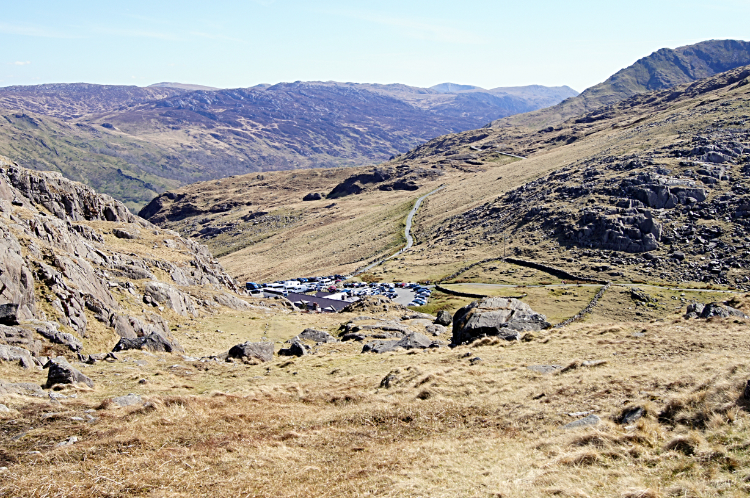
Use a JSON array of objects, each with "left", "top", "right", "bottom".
[{"left": 0, "top": 155, "right": 266, "bottom": 385}]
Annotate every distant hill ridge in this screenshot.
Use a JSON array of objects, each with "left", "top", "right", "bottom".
[
  {"left": 0, "top": 79, "right": 575, "bottom": 209},
  {"left": 495, "top": 39, "right": 750, "bottom": 129}
]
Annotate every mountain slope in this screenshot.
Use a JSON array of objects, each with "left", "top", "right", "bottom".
[
  {"left": 0, "top": 81, "right": 574, "bottom": 210},
  {"left": 0, "top": 83, "right": 185, "bottom": 119},
  {"left": 140, "top": 64, "right": 750, "bottom": 291},
  {"left": 494, "top": 39, "right": 750, "bottom": 129}
]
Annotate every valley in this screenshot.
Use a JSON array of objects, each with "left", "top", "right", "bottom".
[{"left": 3, "top": 39, "right": 750, "bottom": 497}]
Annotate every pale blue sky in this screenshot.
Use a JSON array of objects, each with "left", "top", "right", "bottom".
[{"left": 2, "top": 0, "right": 749, "bottom": 92}]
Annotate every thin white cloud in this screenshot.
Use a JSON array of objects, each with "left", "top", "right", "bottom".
[
  {"left": 91, "top": 26, "right": 183, "bottom": 41},
  {"left": 0, "top": 21, "right": 78, "bottom": 39},
  {"left": 329, "top": 10, "right": 487, "bottom": 45},
  {"left": 189, "top": 31, "right": 247, "bottom": 44},
  {"left": 10, "top": 61, "right": 31, "bottom": 66}
]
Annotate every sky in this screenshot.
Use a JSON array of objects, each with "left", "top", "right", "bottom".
[{"left": 2, "top": 0, "right": 750, "bottom": 93}]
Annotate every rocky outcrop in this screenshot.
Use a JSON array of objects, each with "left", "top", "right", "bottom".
[
  {"left": 0, "top": 158, "right": 249, "bottom": 365},
  {"left": 452, "top": 297, "right": 550, "bottom": 344},
  {"left": 327, "top": 165, "right": 443, "bottom": 198}
]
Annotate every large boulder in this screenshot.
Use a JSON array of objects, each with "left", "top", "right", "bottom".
[
  {"left": 278, "top": 340, "right": 308, "bottom": 357},
  {"left": 435, "top": 310, "right": 452, "bottom": 326},
  {"left": 45, "top": 357, "right": 94, "bottom": 388},
  {"left": 112, "top": 332, "right": 183, "bottom": 353},
  {"left": 227, "top": 341, "right": 274, "bottom": 362},
  {"left": 452, "top": 297, "right": 550, "bottom": 345},
  {"left": 699, "top": 302, "right": 748, "bottom": 319}
]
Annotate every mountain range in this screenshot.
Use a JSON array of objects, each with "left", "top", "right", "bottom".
[{"left": 0, "top": 80, "right": 575, "bottom": 210}]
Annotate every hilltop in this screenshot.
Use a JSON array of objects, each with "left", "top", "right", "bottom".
[{"left": 495, "top": 39, "right": 750, "bottom": 129}]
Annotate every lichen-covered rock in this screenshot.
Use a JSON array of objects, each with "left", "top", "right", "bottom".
[
  {"left": 362, "top": 332, "right": 436, "bottom": 353},
  {"left": 452, "top": 297, "right": 550, "bottom": 345}
]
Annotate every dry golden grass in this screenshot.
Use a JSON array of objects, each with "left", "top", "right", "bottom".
[{"left": 4, "top": 315, "right": 750, "bottom": 496}]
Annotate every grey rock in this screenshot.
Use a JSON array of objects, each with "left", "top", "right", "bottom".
[
  {"left": 0, "top": 403, "right": 10, "bottom": 412},
  {"left": 435, "top": 310, "right": 453, "bottom": 326},
  {"left": 619, "top": 406, "right": 645, "bottom": 424},
  {"left": 0, "top": 324, "right": 41, "bottom": 354},
  {"left": 425, "top": 324, "right": 446, "bottom": 336},
  {"left": 0, "top": 379, "right": 43, "bottom": 396},
  {"left": 112, "top": 332, "right": 183, "bottom": 353},
  {"left": 278, "top": 340, "right": 307, "bottom": 357},
  {"left": 527, "top": 365, "right": 563, "bottom": 374},
  {"left": 213, "top": 293, "right": 251, "bottom": 310},
  {"left": 112, "top": 228, "right": 140, "bottom": 239},
  {"left": 112, "top": 393, "right": 143, "bottom": 407},
  {"left": 684, "top": 302, "right": 705, "bottom": 319},
  {"left": 0, "top": 344, "right": 36, "bottom": 369},
  {"left": 699, "top": 302, "right": 748, "bottom": 319},
  {"left": 144, "top": 282, "right": 196, "bottom": 317},
  {"left": 303, "top": 193, "right": 322, "bottom": 201},
  {"left": 0, "top": 304, "right": 19, "bottom": 325},
  {"left": 296, "top": 328, "right": 337, "bottom": 344},
  {"left": 35, "top": 322, "right": 82, "bottom": 352},
  {"left": 45, "top": 357, "right": 94, "bottom": 388},
  {"left": 562, "top": 414, "right": 601, "bottom": 429},
  {"left": 227, "top": 341, "right": 273, "bottom": 362},
  {"left": 362, "top": 332, "right": 435, "bottom": 354},
  {"left": 452, "top": 297, "right": 550, "bottom": 345}
]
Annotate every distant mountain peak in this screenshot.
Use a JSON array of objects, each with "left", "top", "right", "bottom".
[
  {"left": 430, "top": 83, "right": 485, "bottom": 93},
  {"left": 148, "top": 82, "right": 219, "bottom": 91}
]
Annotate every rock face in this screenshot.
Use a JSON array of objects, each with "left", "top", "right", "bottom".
[
  {"left": 452, "top": 297, "right": 550, "bottom": 345},
  {"left": 227, "top": 342, "right": 274, "bottom": 362},
  {"left": 45, "top": 357, "right": 94, "bottom": 388},
  {"left": 144, "top": 282, "right": 197, "bottom": 317},
  {"left": 0, "top": 158, "right": 266, "bottom": 371}
]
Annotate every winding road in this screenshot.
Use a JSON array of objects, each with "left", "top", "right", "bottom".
[{"left": 351, "top": 184, "right": 445, "bottom": 276}]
